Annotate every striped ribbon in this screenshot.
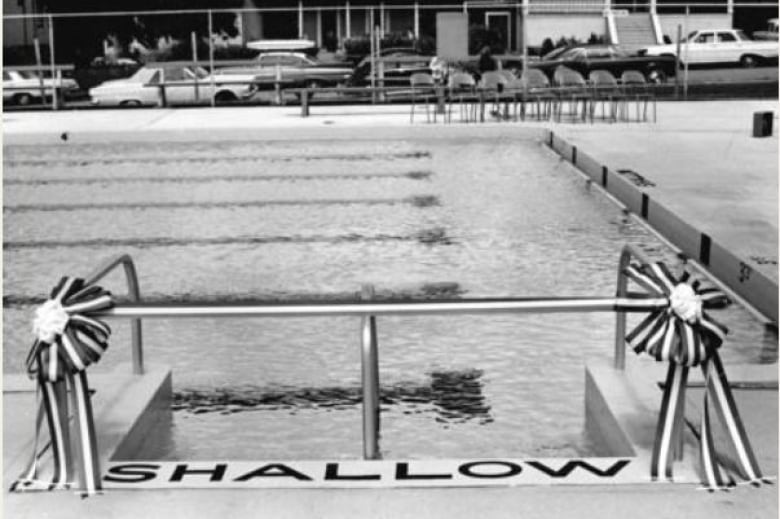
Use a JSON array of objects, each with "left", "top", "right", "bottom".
[
  {"left": 623, "top": 262, "right": 766, "bottom": 490},
  {"left": 11, "top": 277, "right": 113, "bottom": 497}
]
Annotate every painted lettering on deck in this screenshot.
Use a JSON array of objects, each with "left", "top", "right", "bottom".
[{"left": 104, "top": 458, "right": 636, "bottom": 488}]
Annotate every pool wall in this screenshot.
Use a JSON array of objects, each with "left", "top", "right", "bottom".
[{"left": 546, "top": 130, "right": 778, "bottom": 324}]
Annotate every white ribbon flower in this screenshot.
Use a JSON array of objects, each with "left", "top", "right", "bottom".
[
  {"left": 32, "top": 299, "right": 70, "bottom": 343},
  {"left": 669, "top": 283, "right": 702, "bottom": 324}
]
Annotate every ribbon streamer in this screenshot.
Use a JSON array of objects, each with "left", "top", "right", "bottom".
[
  {"left": 623, "top": 262, "right": 765, "bottom": 490},
  {"left": 12, "top": 277, "right": 113, "bottom": 497}
]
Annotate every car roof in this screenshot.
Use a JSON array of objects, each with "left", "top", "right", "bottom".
[{"left": 256, "top": 52, "right": 310, "bottom": 58}]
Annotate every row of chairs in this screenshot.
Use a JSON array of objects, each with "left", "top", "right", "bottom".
[{"left": 409, "top": 67, "right": 656, "bottom": 124}]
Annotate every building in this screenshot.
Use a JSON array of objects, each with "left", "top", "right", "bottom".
[{"left": 4, "top": 0, "right": 763, "bottom": 62}]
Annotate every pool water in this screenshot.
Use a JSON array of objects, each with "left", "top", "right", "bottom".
[{"left": 4, "top": 131, "right": 775, "bottom": 461}]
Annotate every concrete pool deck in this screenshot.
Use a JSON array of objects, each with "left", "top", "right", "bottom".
[{"left": 3, "top": 101, "right": 778, "bottom": 517}]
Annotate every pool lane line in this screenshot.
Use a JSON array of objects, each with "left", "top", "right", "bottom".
[
  {"left": 4, "top": 171, "right": 434, "bottom": 186},
  {"left": 4, "top": 195, "right": 440, "bottom": 213},
  {"left": 3, "top": 227, "right": 455, "bottom": 250},
  {"left": 546, "top": 130, "right": 777, "bottom": 325},
  {"left": 3, "top": 151, "right": 432, "bottom": 168}
]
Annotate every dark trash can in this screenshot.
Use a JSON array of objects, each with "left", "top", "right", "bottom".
[{"left": 752, "top": 111, "right": 773, "bottom": 138}]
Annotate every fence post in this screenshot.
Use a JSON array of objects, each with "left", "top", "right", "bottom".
[
  {"left": 683, "top": 6, "right": 689, "bottom": 100},
  {"left": 48, "top": 15, "right": 58, "bottom": 110},
  {"left": 34, "top": 37, "right": 46, "bottom": 105},
  {"left": 674, "top": 24, "right": 681, "bottom": 100},
  {"left": 192, "top": 31, "right": 199, "bottom": 102},
  {"left": 208, "top": 9, "right": 216, "bottom": 108},
  {"left": 369, "top": 10, "right": 376, "bottom": 104},
  {"left": 360, "top": 284, "right": 381, "bottom": 460}
]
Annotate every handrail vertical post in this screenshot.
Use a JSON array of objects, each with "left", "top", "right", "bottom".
[
  {"left": 360, "top": 284, "right": 380, "bottom": 460},
  {"left": 85, "top": 254, "right": 144, "bottom": 375},
  {"left": 123, "top": 260, "right": 144, "bottom": 375},
  {"left": 614, "top": 247, "right": 631, "bottom": 370}
]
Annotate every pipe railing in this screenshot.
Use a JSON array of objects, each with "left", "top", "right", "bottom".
[
  {"left": 614, "top": 243, "right": 654, "bottom": 370},
  {"left": 84, "top": 254, "right": 144, "bottom": 375},
  {"left": 84, "top": 246, "right": 668, "bottom": 459}
]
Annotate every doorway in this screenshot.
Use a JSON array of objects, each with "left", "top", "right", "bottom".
[{"left": 485, "top": 11, "right": 511, "bottom": 51}]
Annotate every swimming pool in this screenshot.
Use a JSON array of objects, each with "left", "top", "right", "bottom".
[{"left": 4, "top": 129, "right": 775, "bottom": 461}]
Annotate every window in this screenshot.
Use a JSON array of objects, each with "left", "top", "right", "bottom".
[
  {"left": 586, "top": 48, "right": 613, "bottom": 59},
  {"left": 258, "top": 55, "right": 283, "bottom": 66},
  {"left": 695, "top": 33, "right": 715, "bottom": 43},
  {"left": 147, "top": 71, "right": 161, "bottom": 85},
  {"left": 163, "top": 68, "right": 188, "bottom": 81},
  {"left": 718, "top": 32, "right": 737, "bottom": 42},
  {"left": 560, "top": 48, "right": 586, "bottom": 61},
  {"left": 2, "top": 71, "right": 11, "bottom": 81}
]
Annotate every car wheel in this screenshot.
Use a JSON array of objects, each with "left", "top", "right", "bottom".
[
  {"left": 13, "top": 93, "right": 34, "bottom": 106},
  {"left": 119, "top": 100, "right": 142, "bottom": 107},
  {"left": 740, "top": 55, "right": 758, "bottom": 68},
  {"left": 214, "top": 91, "right": 238, "bottom": 105}
]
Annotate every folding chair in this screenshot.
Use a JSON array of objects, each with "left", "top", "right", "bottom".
[
  {"left": 552, "top": 66, "right": 592, "bottom": 123},
  {"left": 478, "top": 71, "right": 511, "bottom": 121},
  {"left": 447, "top": 72, "right": 478, "bottom": 123},
  {"left": 519, "top": 69, "right": 555, "bottom": 121},
  {"left": 410, "top": 72, "right": 437, "bottom": 123},
  {"left": 620, "top": 70, "right": 656, "bottom": 123},
  {"left": 588, "top": 70, "right": 623, "bottom": 123}
]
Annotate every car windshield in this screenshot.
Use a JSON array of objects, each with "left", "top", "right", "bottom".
[
  {"left": 541, "top": 47, "right": 570, "bottom": 61},
  {"left": 192, "top": 66, "right": 209, "bottom": 79},
  {"left": 558, "top": 48, "right": 586, "bottom": 61}
]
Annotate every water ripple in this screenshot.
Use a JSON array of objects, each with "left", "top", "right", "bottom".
[{"left": 173, "top": 369, "right": 492, "bottom": 425}]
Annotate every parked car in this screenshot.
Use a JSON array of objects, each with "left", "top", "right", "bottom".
[
  {"left": 218, "top": 52, "right": 353, "bottom": 89},
  {"left": 640, "top": 29, "right": 779, "bottom": 67},
  {"left": 752, "top": 18, "right": 778, "bottom": 41},
  {"left": 3, "top": 69, "right": 80, "bottom": 105},
  {"left": 522, "top": 45, "right": 676, "bottom": 83},
  {"left": 88, "top": 65, "right": 257, "bottom": 106},
  {"left": 73, "top": 57, "right": 141, "bottom": 91},
  {"left": 348, "top": 50, "right": 433, "bottom": 87}
]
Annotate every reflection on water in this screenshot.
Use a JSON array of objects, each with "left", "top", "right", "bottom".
[
  {"left": 4, "top": 133, "right": 775, "bottom": 461},
  {"left": 173, "top": 369, "right": 491, "bottom": 426}
]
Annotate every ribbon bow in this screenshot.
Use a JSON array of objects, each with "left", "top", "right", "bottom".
[
  {"left": 13, "top": 277, "right": 113, "bottom": 496},
  {"left": 623, "top": 262, "right": 765, "bottom": 490}
]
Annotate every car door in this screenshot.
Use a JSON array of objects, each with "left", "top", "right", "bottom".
[
  {"left": 162, "top": 67, "right": 197, "bottom": 105},
  {"left": 584, "top": 48, "right": 614, "bottom": 76},
  {"left": 686, "top": 31, "right": 717, "bottom": 64},
  {"left": 715, "top": 31, "right": 739, "bottom": 63},
  {"left": 138, "top": 69, "right": 164, "bottom": 105}
]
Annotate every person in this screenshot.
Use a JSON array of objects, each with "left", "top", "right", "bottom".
[{"left": 477, "top": 45, "right": 496, "bottom": 75}]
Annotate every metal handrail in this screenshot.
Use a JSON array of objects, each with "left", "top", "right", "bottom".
[
  {"left": 614, "top": 243, "right": 655, "bottom": 370},
  {"left": 84, "top": 254, "right": 144, "bottom": 375},
  {"left": 99, "top": 297, "right": 639, "bottom": 318},
  {"left": 83, "top": 247, "right": 669, "bottom": 459},
  {"left": 614, "top": 243, "right": 686, "bottom": 460}
]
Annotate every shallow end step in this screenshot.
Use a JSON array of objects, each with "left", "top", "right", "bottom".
[
  {"left": 585, "top": 359, "right": 699, "bottom": 483},
  {"left": 585, "top": 357, "right": 778, "bottom": 485},
  {"left": 3, "top": 363, "right": 172, "bottom": 486}
]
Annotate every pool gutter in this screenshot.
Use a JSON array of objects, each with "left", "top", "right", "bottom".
[{"left": 545, "top": 130, "right": 778, "bottom": 325}]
